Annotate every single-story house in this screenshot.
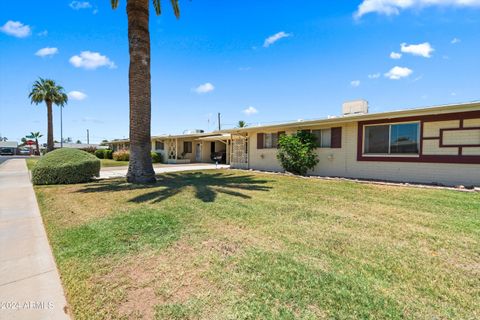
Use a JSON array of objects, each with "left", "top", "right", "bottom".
[
  {"left": 223, "top": 100, "right": 480, "bottom": 187},
  {"left": 0, "top": 141, "right": 18, "bottom": 155},
  {"left": 52, "top": 143, "right": 108, "bottom": 150},
  {"left": 109, "top": 132, "right": 232, "bottom": 164}
]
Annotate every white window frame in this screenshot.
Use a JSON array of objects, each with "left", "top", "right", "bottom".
[{"left": 363, "top": 121, "right": 420, "bottom": 157}]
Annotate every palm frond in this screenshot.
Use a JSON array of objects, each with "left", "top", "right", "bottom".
[
  {"left": 153, "top": 0, "right": 162, "bottom": 15},
  {"left": 28, "top": 77, "right": 68, "bottom": 107},
  {"left": 111, "top": 0, "right": 119, "bottom": 9},
  {"left": 170, "top": 0, "right": 180, "bottom": 19}
]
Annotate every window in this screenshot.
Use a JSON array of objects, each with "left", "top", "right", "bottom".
[
  {"left": 364, "top": 122, "right": 419, "bottom": 155},
  {"left": 390, "top": 123, "right": 419, "bottom": 154},
  {"left": 183, "top": 141, "right": 192, "bottom": 153},
  {"left": 264, "top": 133, "right": 279, "bottom": 149},
  {"left": 155, "top": 141, "right": 164, "bottom": 150},
  {"left": 312, "top": 129, "right": 331, "bottom": 148}
]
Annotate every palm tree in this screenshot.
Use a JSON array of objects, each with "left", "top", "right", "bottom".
[
  {"left": 29, "top": 78, "right": 68, "bottom": 152},
  {"left": 29, "top": 132, "right": 43, "bottom": 155},
  {"left": 110, "top": 0, "right": 180, "bottom": 183},
  {"left": 238, "top": 120, "right": 247, "bottom": 128}
]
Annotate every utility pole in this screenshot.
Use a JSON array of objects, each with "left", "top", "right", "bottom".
[
  {"left": 87, "top": 129, "right": 90, "bottom": 144},
  {"left": 217, "top": 113, "right": 221, "bottom": 131}
]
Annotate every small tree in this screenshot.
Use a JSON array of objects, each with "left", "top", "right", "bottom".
[
  {"left": 277, "top": 131, "right": 319, "bottom": 176},
  {"left": 237, "top": 120, "right": 247, "bottom": 128},
  {"left": 30, "top": 132, "right": 43, "bottom": 155}
]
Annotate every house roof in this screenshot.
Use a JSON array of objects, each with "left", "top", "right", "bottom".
[
  {"left": 109, "top": 132, "right": 223, "bottom": 144},
  {"left": 0, "top": 141, "right": 18, "bottom": 148},
  {"left": 195, "top": 134, "right": 231, "bottom": 142},
  {"left": 53, "top": 143, "right": 107, "bottom": 149},
  {"left": 222, "top": 100, "right": 480, "bottom": 133}
]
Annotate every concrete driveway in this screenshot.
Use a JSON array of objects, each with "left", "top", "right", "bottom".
[
  {"left": 0, "top": 158, "right": 69, "bottom": 319},
  {"left": 100, "top": 163, "right": 230, "bottom": 179}
]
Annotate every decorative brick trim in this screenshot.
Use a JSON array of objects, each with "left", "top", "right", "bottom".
[
  {"left": 357, "top": 110, "right": 480, "bottom": 164},
  {"left": 439, "top": 127, "right": 480, "bottom": 148}
]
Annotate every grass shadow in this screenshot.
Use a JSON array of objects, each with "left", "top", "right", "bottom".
[{"left": 77, "top": 171, "right": 272, "bottom": 203}]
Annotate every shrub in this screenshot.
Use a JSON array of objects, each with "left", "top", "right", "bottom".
[
  {"left": 94, "top": 149, "right": 105, "bottom": 159},
  {"left": 151, "top": 152, "right": 163, "bottom": 163},
  {"left": 32, "top": 148, "right": 100, "bottom": 185},
  {"left": 277, "top": 131, "right": 319, "bottom": 176},
  {"left": 104, "top": 149, "right": 113, "bottom": 160},
  {"left": 112, "top": 149, "right": 129, "bottom": 161},
  {"left": 94, "top": 149, "right": 113, "bottom": 160},
  {"left": 82, "top": 146, "right": 97, "bottom": 154}
]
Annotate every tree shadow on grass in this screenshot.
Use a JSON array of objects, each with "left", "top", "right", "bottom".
[{"left": 77, "top": 172, "right": 272, "bottom": 203}]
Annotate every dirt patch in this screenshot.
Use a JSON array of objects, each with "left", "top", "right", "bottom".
[{"left": 109, "top": 234, "right": 246, "bottom": 319}]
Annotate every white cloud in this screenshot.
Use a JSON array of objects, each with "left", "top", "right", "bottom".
[
  {"left": 355, "top": 0, "right": 480, "bottom": 19},
  {"left": 35, "top": 47, "right": 58, "bottom": 57},
  {"left": 368, "top": 73, "right": 381, "bottom": 79},
  {"left": 37, "top": 30, "right": 48, "bottom": 36},
  {"left": 0, "top": 20, "right": 31, "bottom": 38},
  {"left": 400, "top": 42, "right": 434, "bottom": 58},
  {"left": 194, "top": 82, "right": 215, "bottom": 94},
  {"left": 451, "top": 37, "right": 461, "bottom": 44},
  {"left": 390, "top": 51, "right": 402, "bottom": 59},
  {"left": 385, "top": 66, "right": 413, "bottom": 80},
  {"left": 351, "top": 80, "right": 361, "bottom": 87},
  {"left": 243, "top": 106, "right": 258, "bottom": 115},
  {"left": 69, "top": 1, "right": 92, "bottom": 10},
  {"left": 68, "top": 91, "right": 87, "bottom": 101},
  {"left": 69, "top": 51, "right": 116, "bottom": 70},
  {"left": 263, "top": 31, "right": 292, "bottom": 48}
]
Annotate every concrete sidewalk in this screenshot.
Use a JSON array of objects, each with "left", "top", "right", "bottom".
[
  {"left": 0, "top": 159, "right": 69, "bottom": 319},
  {"left": 100, "top": 163, "right": 230, "bottom": 179}
]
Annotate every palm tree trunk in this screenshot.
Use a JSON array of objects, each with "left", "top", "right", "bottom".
[
  {"left": 126, "top": 0, "right": 156, "bottom": 183},
  {"left": 35, "top": 138, "right": 40, "bottom": 155},
  {"left": 46, "top": 100, "right": 54, "bottom": 152}
]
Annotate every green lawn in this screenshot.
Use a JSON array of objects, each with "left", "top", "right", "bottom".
[
  {"left": 35, "top": 170, "right": 480, "bottom": 319},
  {"left": 99, "top": 159, "right": 129, "bottom": 167},
  {"left": 26, "top": 157, "right": 129, "bottom": 169}
]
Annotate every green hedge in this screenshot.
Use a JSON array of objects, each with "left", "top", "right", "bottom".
[
  {"left": 95, "top": 149, "right": 113, "bottom": 160},
  {"left": 32, "top": 148, "right": 101, "bottom": 185},
  {"left": 95, "top": 149, "right": 105, "bottom": 159},
  {"left": 151, "top": 152, "right": 163, "bottom": 163}
]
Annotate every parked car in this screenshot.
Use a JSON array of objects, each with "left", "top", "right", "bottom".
[
  {"left": 19, "top": 148, "right": 31, "bottom": 155},
  {"left": 0, "top": 148, "right": 15, "bottom": 156}
]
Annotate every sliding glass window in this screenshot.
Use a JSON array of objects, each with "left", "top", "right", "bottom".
[{"left": 364, "top": 122, "right": 419, "bottom": 155}]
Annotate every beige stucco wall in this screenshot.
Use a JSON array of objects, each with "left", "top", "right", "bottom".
[{"left": 242, "top": 121, "right": 480, "bottom": 186}]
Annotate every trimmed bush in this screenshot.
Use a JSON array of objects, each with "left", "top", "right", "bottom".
[
  {"left": 94, "top": 149, "right": 105, "bottom": 159},
  {"left": 104, "top": 149, "right": 113, "bottom": 160},
  {"left": 94, "top": 149, "right": 114, "bottom": 160},
  {"left": 32, "top": 148, "right": 100, "bottom": 185},
  {"left": 277, "top": 131, "right": 319, "bottom": 176},
  {"left": 112, "top": 149, "right": 129, "bottom": 161},
  {"left": 151, "top": 152, "right": 163, "bottom": 163}
]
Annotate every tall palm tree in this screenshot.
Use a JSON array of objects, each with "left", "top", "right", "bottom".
[
  {"left": 30, "top": 132, "right": 43, "bottom": 155},
  {"left": 111, "top": 0, "right": 180, "bottom": 183},
  {"left": 29, "top": 78, "right": 68, "bottom": 152}
]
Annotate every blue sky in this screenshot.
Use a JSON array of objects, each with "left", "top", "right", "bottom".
[{"left": 1, "top": 0, "right": 479, "bottom": 144}]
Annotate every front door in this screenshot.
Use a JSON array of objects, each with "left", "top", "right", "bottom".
[{"left": 195, "top": 143, "right": 202, "bottom": 162}]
